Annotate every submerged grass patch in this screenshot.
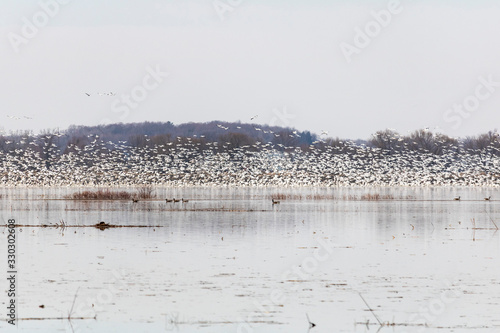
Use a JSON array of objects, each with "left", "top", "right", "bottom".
[
  {"left": 271, "top": 192, "right": 406, "bottom": 201},
  {"left": 66, "top": 186, "right": 157, "bottom": 200},
  {"left": 360, "top": 193, "right": 394, "bottom": 201},
  {"left": 66, "top": 189, "right": 132, "bottom": 200},
  {"left": 272, "top": 193, "right": 304, "bottom": 200}
]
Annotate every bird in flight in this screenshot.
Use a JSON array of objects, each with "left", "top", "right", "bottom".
[{"left": 250, "top": 115, "right": 258, "bottom": 120}]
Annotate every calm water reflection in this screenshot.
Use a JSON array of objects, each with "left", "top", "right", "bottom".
[{"left": 1, "top": 187, "right": 499, "bottom": 332}]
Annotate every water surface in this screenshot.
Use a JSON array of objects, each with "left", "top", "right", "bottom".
[{"left": 1, "top": 187, "right": 499, "bottom": 332}]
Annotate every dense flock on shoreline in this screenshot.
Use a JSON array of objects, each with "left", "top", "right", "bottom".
[{"left": 1, "top": 122, "right": 500, "bottom": 187}]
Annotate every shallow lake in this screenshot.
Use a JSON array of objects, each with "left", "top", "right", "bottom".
[{"left": 1, "top": 187, "right": 500, "bottom": 332}]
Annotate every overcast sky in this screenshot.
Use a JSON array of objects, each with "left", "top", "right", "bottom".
[{"left": 1, "top": 0, "right": 500, "bottom": 139}]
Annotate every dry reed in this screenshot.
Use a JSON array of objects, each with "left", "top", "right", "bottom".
[
  {"left": 271, "top": 192, "right": 397, "bottom": 201},
  {"left": 66, "top": 185, "right": 156, "bottom": 200},
  {"left": 135, "top": 185, "right": 156, "bottom": 199},
  {"left": 360, "top": 193, "right": 394, "bottom": 201},
  {"left": 66, "top": 189, "right": 132, "bottom": 200}
]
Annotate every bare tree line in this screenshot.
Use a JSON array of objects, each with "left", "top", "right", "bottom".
[{"left": 0, "top": 122, "right": 499, "bottom": 161}]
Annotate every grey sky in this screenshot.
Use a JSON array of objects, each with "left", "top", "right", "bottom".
[{"left": 1, "top": 0, "right": 500, "bottom": 139}]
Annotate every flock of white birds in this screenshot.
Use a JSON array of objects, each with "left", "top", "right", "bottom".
[{"left": 0, "top": 133, "right": 499, "bottom": 187}]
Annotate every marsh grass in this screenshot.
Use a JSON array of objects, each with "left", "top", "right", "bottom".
[
  {"left": 305, "top": 194, "right": 336, "bottom": 200},
  {"left": 272, "top": 193, "right": 303, "bottom": 200},
  {"left": 271, "top": 193, "right": 337, "bottom": 200},
  {"left": 66, "top": 189, "right": 132, "bottom": 200},
  {"left": 66, "top": 185, "right": 156, "bottom": 200},
  {"left": 135, "top": 185, "right": 156, "bottom": 199},
  {"left": 271, "top": 192, "right": 398, "bottom": 201},
  {"left": 360, "top": 193, "right": 394, "bottom": 201}
]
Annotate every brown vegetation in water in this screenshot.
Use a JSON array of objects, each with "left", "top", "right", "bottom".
[
  {"left": 66, "top": 186, "right": 157, "bottom": 200},
  {"left": 135, "top": 185, "right": 156, "bottom": 199},
  {"left": 360, "top": 193, "right": 395, "bottom": 201},
  {"left": 67, "top": 189, "right": 132, "bottom": 200},
  {"left": 305, "top": 194, "right": 336, "bottom": 200},
  {"left": 271, "top": 193, "right": 303, "bottom": 200},
  {"left": 271, "top": 192, "right": 404, "bottom": 201}
]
